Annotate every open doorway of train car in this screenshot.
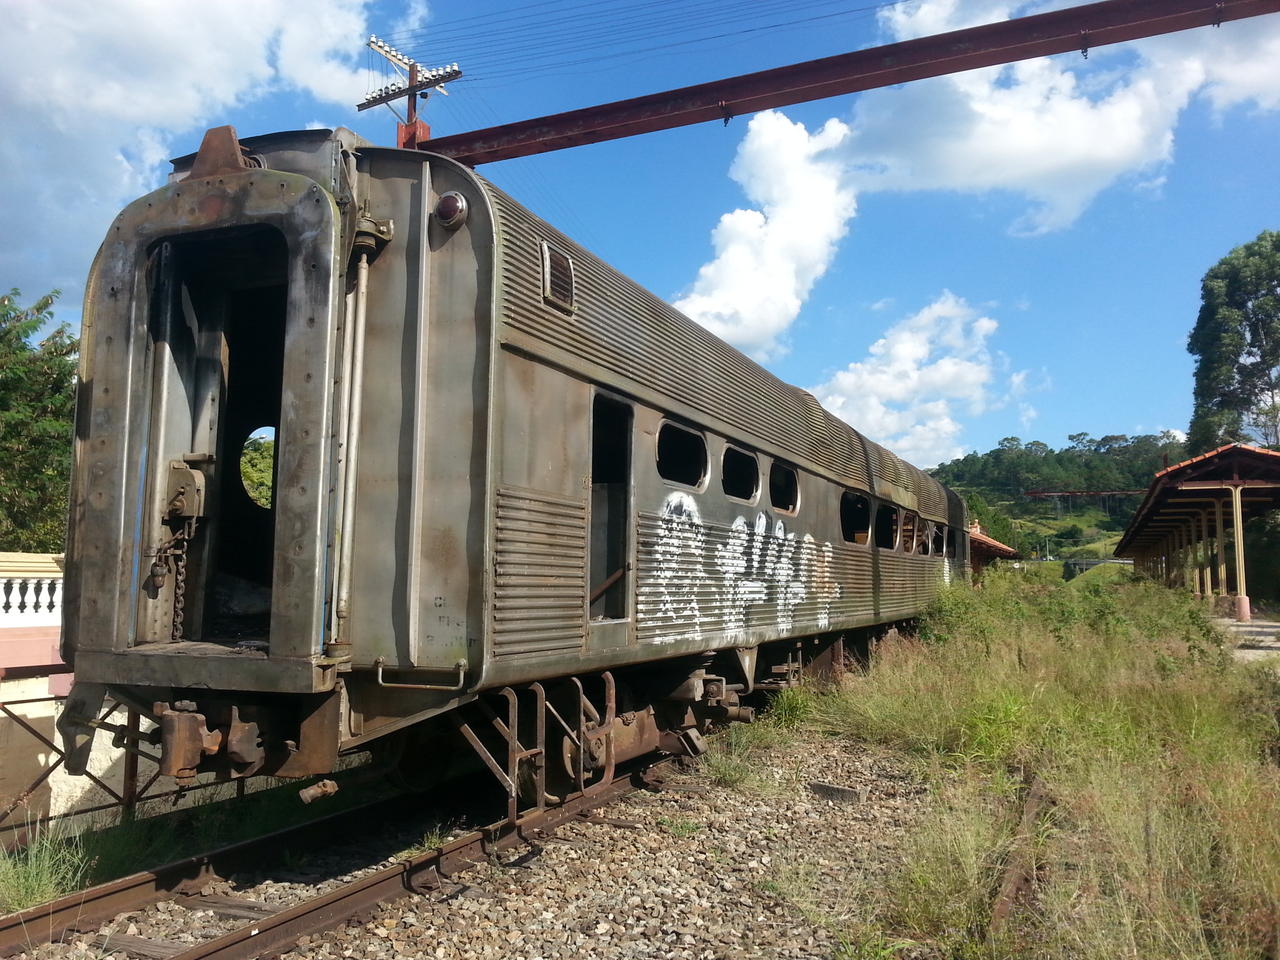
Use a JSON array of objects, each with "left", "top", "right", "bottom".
[
  {"left": 589, "top": 393, "right": 632, "bottom": 647},
  {"left": 138, "top": 226, "right": 286, "bottom": 649}
]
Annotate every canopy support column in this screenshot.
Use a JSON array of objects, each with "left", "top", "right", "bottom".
[
  {"left": 1214, "top": 497, "right": 1228, "bottom": 598},
  {"left": 1192, "top": 512, "right": 1203, "bottom": 601},
  {"left": 1230, "top": 483, "right": 1250, "bottom": 622}
]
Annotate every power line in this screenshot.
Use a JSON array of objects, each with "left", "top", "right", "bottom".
[
  {"left": 391, "top": 0, "right": 872, "bottom": 50},
  {"left": 378, "top": 0, "right": 901, "bottom": 88},
  {"left": 455, "top": 6, "right": 885, "bottom": 84}
]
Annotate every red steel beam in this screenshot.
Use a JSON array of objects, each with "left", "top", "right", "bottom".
[
  {"left": 425, "top": 0, "right": 1280, "bottom": 166},
  {"left": 1024, "top": 489, "right": 1146, "bottom": 497}
]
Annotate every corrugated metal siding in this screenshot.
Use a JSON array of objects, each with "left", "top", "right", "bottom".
[
  {"left": 481, "top": 182, "right": 952, "bottom": 522},
  {"left": 492, "top": 486, "right": 587, "bottom": 659},
  {"left": 875, "top": 552, "right": 939, "bottom": 620},
  {"left": 635, "top": 508, "right": 943, "bottom": 646}
]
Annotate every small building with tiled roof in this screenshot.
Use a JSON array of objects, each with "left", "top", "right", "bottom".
[
  {"left": 1114, "top": 442, "right": 1280, "bottom": 621},
  {"left": 967, "top": 520, "right": 1019, "bottom": 577}
]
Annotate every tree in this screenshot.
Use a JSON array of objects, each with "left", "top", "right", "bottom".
[
  {"left": 963, "top": 490, "right": 1026, "bottom": 554},
  {"left": 0, "top": 289, "right": 78, "bottom": 552},
  {"left": 1187, "top": 230, "right": 1280, "bottom": 454},
  {"left": 239, "top": 435, "right": 275, "bottom": 508}
]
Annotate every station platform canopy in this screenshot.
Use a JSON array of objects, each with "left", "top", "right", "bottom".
[{"left": 1115, "top": 443, "right": 1280, "bottom": 621}]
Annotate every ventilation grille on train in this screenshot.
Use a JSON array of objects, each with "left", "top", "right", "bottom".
[
  {"left": 492, "top": 485, "right": 587, "bottom": 659},
  {"left": 541, "top": 241, "right": 575, "bottom": 312}
]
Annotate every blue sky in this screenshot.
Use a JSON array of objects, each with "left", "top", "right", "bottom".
[{"left": 4, "top": 0, "right": 1279, "bottom": 467}]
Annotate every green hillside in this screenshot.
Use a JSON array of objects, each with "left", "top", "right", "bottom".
[{"left": 931, "top": 432, "right": 1186, "bottom": 558}]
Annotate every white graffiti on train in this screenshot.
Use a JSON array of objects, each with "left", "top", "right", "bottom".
[
  {"left": 798, "top": 533, "right": 841, "bottom": 631},
  {"left": 643, "top": 491, "right": 708, "bottom": 643},
  {"left": 645, "top": 493, "right": 842, "bottom": 643},
  {"left": 714, "top": 514, "right": 770, "bottom": 639}
]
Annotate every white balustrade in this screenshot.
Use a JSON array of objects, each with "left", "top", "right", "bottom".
[{"left": 0, "top": 554, "right": 64, "bottom": 629}]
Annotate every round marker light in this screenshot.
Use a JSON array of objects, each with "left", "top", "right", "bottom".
[{"left": 435, "top": 191, "right": 468, "bottom": 230}]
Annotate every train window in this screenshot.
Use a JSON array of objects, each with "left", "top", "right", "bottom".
[
  {"left": 840, "top": 491, "right": 871, "bottom": 544},
  {"left": 656, "top": 422, "right": 707, "bottom": 487},
  {"left": 901, "top": 511, "right": 919, "bottom": 553},
  {"left": 874, "top": 503, "right": 899, "bottom": 550},
  {"left": 541, "top": 241, "right": 575, "bottom": 312},
  {"left": 769, "top": 461, "right": 799, "bottom": 513},
  {"left": 919, "top": 522, "right": 932, "bottom": 555},
  {"left": 947, "top": 528, "right": 959, "bottom": 558},
  {"left": 933, "top": 524, "right": 946, "bottom": 556},
  {"left": 721, "top": 446, "right": 759, "bottom": 501}
]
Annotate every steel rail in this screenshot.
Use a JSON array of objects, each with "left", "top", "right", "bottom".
[
  {"left": 423, "top": 0, "right": 1280, "bottom": 165},
  {"left": 2, "top": 762, "right": 666, "bottom": 960},
  {"left": 0, "top": 792, "right": 422, "bottom": 957},
  {"left": 166, "top": 765, "right": 657, "bottom": 960}
]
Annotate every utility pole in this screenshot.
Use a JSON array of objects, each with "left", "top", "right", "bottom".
[{"left": 359, "top": 36, "right": 462, "bottom": 149}]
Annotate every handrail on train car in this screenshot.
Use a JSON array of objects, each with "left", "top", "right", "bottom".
[{"left": 372, "top": 656, "right": 468, "bottom": 691}]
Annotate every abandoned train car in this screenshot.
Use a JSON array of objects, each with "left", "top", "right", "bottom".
[{"left": 57, "top": 125, "right": 968, "bottom": 791}]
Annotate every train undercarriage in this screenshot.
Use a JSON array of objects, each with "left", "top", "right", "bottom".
[{"left": 59, "top": 631, "right": 872, "bottom": 821}]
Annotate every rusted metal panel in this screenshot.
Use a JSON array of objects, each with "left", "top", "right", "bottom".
[
  {"left": 340, "top": 150, "right": 493, "bottom": 676},
  {"left": 492, "top": 486, "right": 587, "bottom": 659},
  {"left": 425, "top": 0, "right": 1280, "bottom": 165},
  {"left": 875, "top": 552, "right": 942, "bottom": 620}
]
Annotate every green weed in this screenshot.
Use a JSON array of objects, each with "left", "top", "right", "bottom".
[
  {"left": 700, "top": 689, "right": 818, "bottom": 790},
  {"left": 0, "top": 820, "right": 88, "bottom": 914},
  {"left": 766, "top": 686, "right": 815, "bottom": 729},
  {"left": 655, "top": 816, "right": 702, "bottom": 838},
  {"left": 396, "top": 819, "right": 458, "bottom": 859}
]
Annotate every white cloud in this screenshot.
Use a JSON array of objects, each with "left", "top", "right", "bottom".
[
  {"left": 812, "top": 292, "right": 1023, "bottom": 468},
  {"left": 404, "top": 0, "right": 432, "bottom": 33},
  {"left": 680, "top": 0, "right": 1280, "bottom": 456},
  {"left": 674, "top": 111, "right": 855, "bottom": 361},
  {"left": 1, "top": 0, "right": 370, "bottom": 313},
  {"left": 846, "top": 2, "right": 1280, "bottom": 234}
]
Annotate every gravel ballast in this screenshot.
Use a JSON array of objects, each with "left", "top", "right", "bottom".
[
  {"left": 11, "top": 734, "right": 927, "bottom": 960},
  {"left": 285, "top": 735, "right": 925, "bottom": 960}
]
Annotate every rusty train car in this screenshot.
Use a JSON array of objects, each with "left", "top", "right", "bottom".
[{"left": 57, "top": 125, "right": 967, "bottom": 799}]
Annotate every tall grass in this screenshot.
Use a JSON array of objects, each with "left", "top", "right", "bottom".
[
  {"left": 0, "top": 776, "right": 389, "bottom": 916},
  {"left": 0, "top": 821, "right": 87, "bottom": 914},
  {"left": 700, "top": 687, "right": 812, "bottom": 788},
  {"left": 812, "top": 567, "right": 1280, "bottom": 960}
]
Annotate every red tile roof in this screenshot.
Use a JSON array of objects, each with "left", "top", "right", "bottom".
[
  {"left": 1151, "top": 442, "right": 1280, "bottom": 480},
  {"left": 1116, "top": 442, "right": 1280, "bottom": 557},
  {"left": 969, "top": 528, "right": 1019, "bottom": 558}
]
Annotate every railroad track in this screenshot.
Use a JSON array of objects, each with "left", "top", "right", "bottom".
[{"left": 2, "top": 761, "right": 671, "bottom": 960}]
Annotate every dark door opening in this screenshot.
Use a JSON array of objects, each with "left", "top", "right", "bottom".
[
  {"left": 590, "top": 395, "right": 632, "bottom": 620},
  {"left": 144, "top": 226, "right": 288, "bottom": 647}
]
